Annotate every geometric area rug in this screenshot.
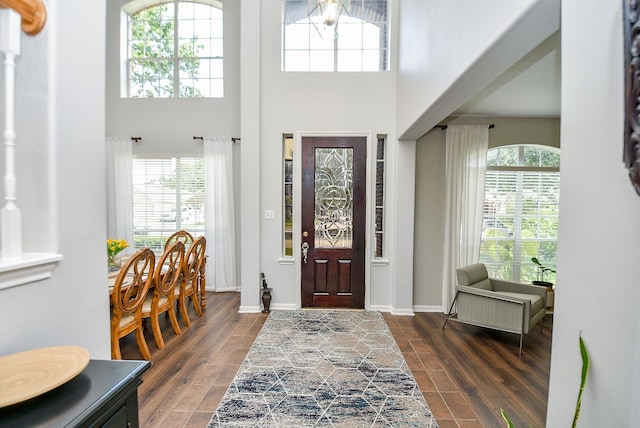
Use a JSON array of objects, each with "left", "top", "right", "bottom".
[{"left": 208, "top": 310, "right": 439, "bottom": 427}]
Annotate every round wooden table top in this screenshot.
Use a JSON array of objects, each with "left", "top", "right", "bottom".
[{"left": 0, "top": 345, "right": 90, "bottom": 408}]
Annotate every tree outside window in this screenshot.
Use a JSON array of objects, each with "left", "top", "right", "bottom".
[
  {"left": 125, "top": 0, "right": 223, "bottom": 98},
  {"left": 480, "top": 145, "right": 560, "bottom": 283}
]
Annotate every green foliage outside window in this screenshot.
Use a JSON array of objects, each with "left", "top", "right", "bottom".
[
  {"left": 524, "top": 146, "right": 560, "bottom": 167},
  {"left": 157, "top": 158, "right": 205, "bottom": 193},
  {"left": 129, "top": 4, "right": 202, "bottom": 97},
  {"left": 127, "top": 1, "right": 222, "bottom": 98},
  {"left": 487, "top": 146, "right": 560, "bottom": 168},
  {"left": 481, "top": 145, "right": 559, "bottom": 283}
]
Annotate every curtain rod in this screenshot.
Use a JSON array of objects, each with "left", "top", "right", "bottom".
[
  {"left": 131, "top": 137, "right": 142, "bottom": 142},
  {"left": 193, "top": 136, "right": 241, "bottom": 143},
  {"left": 434, "top": 124, "right": 495, "bottom": 130}
]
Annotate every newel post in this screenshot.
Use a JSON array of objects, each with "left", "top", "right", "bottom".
[{"left": 0, "top": 8, "right": 22, "bottom": 257}]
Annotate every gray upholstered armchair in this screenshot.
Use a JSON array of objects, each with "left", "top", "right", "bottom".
[{"left": 442, "top": 263, "right": 547, "bottom": 356}]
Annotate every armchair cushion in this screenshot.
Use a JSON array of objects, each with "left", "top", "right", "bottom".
[
  {"left": 456, "top": 263, "right": 493, "bottom": 290},
  {"left": 493, "top": 292, "right": 545, "bottom": 314},
  {"left": 492, "top": 279, "right": 547, "bottom": 312}
]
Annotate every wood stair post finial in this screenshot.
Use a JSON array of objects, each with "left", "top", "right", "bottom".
[{"left": 0, "top": 0, "right": 46, "bottom": 36}]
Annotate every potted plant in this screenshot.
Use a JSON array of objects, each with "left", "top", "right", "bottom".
[{"left": 531, "top": 257, "right": 555, "bottom": 287}]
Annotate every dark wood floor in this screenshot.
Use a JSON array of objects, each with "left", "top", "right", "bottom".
[{"left": 119, "top": 292, "right": 551, "bottom": 427}]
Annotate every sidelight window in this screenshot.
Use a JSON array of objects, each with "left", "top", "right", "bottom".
[
  {"left": 374, "top": 135, "right": 385, "bottom": 258},
  {"left": 283, "top": 135, "right": 294, "bottom": 257}
]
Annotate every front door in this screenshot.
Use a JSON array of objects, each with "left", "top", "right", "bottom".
[{"left": 301, "top": 136, "right": 366, "bottom": 308}]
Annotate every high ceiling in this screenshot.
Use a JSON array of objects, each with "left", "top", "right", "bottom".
[{"left": 453, "top": 31, "right": 561, "bottom": 118}]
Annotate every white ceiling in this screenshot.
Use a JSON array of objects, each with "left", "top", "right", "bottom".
[{"left": 453, "top": 31, "right": 561, "bottom": 118}]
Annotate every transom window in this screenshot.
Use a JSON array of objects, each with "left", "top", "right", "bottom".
[
  {"left": 282, "top": 0, "right": 389, "bottom": 72},
  {"left": 123, "top": 0, "right": 223, "bottom": 98},
  {"left": 480, "top": 145, "right": 560, "bottom": 283}
]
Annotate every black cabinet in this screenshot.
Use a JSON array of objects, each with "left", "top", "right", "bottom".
[{"left": 0, "top": 359, "right": 150, "bottom": 428}]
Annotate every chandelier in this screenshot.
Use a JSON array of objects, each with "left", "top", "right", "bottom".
[{"left": 307, "top": 0, "right": 351, "bottom": 40}]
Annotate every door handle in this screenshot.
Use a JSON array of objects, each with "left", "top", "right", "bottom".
[{"left": 301, "top": 242, "right": 309, "bottom": 263}]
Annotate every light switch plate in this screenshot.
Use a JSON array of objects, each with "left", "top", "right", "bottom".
[{"left": 264, "top": 210, "right": 275, "bottom": 220}]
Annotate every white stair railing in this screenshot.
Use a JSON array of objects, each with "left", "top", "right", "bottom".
[
  {"left": 0, "top": 0, "right": 45, "bottom": 258},
  {"left": 0, "top": 9, "right": 22, "bottom": 258}
]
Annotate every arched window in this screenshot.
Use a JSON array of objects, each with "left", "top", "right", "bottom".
[
  {"left": 480, "top": 145, "right": 560, "bottom": 283},
  {"left": 122, "top": 0, "right": 223, "bottom": 98},
  {"left": 282, "top": 0, "right": 388, "bottom": 72}
]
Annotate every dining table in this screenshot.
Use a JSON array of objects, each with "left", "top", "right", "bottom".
[
  {"left": 108, "top": 258, "right": 171, "bottom": 296},
  {"left": 107, "top": 253, "right": 206, "bottom": 308}
]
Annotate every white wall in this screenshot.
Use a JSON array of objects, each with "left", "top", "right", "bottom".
[
  {"left": 413, "top": 117, "right": 560, "bottom": 311},
  {"left": 105, "top": 0, "right": 243, "bottom": 284},
  {"left": 255, "top": 0, "right": 405, "bottom": 312},
  {"left": 2, "top": 2, "right": 634, "bottom": 425},
  {"left": 238, "top": 0, "right": 261, "bottom": 311},
  {"left": 105, "top": 0, "right": 241, "bottom": 152},
  {"left": 413, "top": 130, "right": 445, "bottom": 311},
  {"left": 547, "top": 1, "right": 640, "bottom": 425},
  {"left": 396, "top": 0, "right": 561, "bottom": 315},
  {"left": 102, "top": 0, "right": 410, "bottom": 313},
  {"left": 406, "top": 0, "right": 640, "bottom": 424},
  {"left": 0, "top": 0, "right": 111, "bottom": 358},
  {"left": 396, "top": 0, "right": 559, "bottom": 140}
]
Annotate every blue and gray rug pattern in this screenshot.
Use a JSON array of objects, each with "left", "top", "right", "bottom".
[{"left": 208, "top": 310, "right": 438, "bottom": 427}]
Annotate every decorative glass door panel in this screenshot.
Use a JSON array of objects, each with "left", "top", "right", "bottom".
[
  {"left": 301, "top": 137, "right": 366, "bottom": 309},
  {"left": 314, "top": 148, "right": 353, "bottom": 249}
]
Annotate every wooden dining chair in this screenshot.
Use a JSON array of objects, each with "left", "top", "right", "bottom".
[
  {"left": 174, "top": 236, "right": 205, "bottom": 327},
  {"left": 110, "top": 248, "right": 155, "bottom": 360},
  {"left": 141, "top": 241, "right": 185, "bottom": 350},
  {"left": 197, "top": 248, "right": 207, "bottom": 308},
  {"left": 164, "top": 230, "right": 194, "bottom": 251}
]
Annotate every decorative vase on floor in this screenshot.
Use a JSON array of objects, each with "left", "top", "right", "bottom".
[
  {"left": 108, "top": 254, "right": 122, "bottom": 271},
  {"left": 261, "top": 288, "right": 273, "bottom": 313}
]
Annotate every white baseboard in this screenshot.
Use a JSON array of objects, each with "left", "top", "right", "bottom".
[
  {"left": 369, "top": 305, "right": 393, "bottom": 312},
  {"left": 270, "top": 303, "right": 299, "bottom": 311},
  {"left": 240, "top": 304, "right": 443, "bottom": 314},
  {"left": 390, "top": 308, "right": 415, "bottom": 316},
  {"left": 370, "top": 305, "right": 416, "bottom": 316},
  {"left": 413, "top": 305, "right": 444, "bottom": 313}
]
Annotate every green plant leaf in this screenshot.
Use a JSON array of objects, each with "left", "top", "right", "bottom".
[
  {"left": 501, "top": 408, "right": 515, "bottom": 428},
  {"left": 531, "top": 257, "right": 540, "bottom": 265},
  {"left": 572, "top": 334, "right": 590, "bottom": 428}
]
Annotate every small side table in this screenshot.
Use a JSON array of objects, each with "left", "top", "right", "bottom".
[
  {"left": 261, "top": 287, "right": 273, "bottom": 313},
  {"left": 0, "top": 359, "right": 150, "bottom": 427},
  {"left": 546, "top": 285, "right": 555, "bottom": 315},
  {"left": 533, "top": 281, "right": 555, "bottom": 315}
]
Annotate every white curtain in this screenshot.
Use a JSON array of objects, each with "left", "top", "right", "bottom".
[
  {"left": 441, "top": 125, "right": 489, "bottom": 311},
  {"left": 204, "top": 137, "right": 238, "bottom": 292},
  {"left": 106, "top": 137, "right": 134, "bottom": 254}
]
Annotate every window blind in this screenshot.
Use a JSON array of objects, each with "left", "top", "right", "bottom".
[
  {"left": 132, "top": 157, "right": 205, "bottom": 252},
  {"left": 480, "top": 168, "right": 560, "bottom": 283}
]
